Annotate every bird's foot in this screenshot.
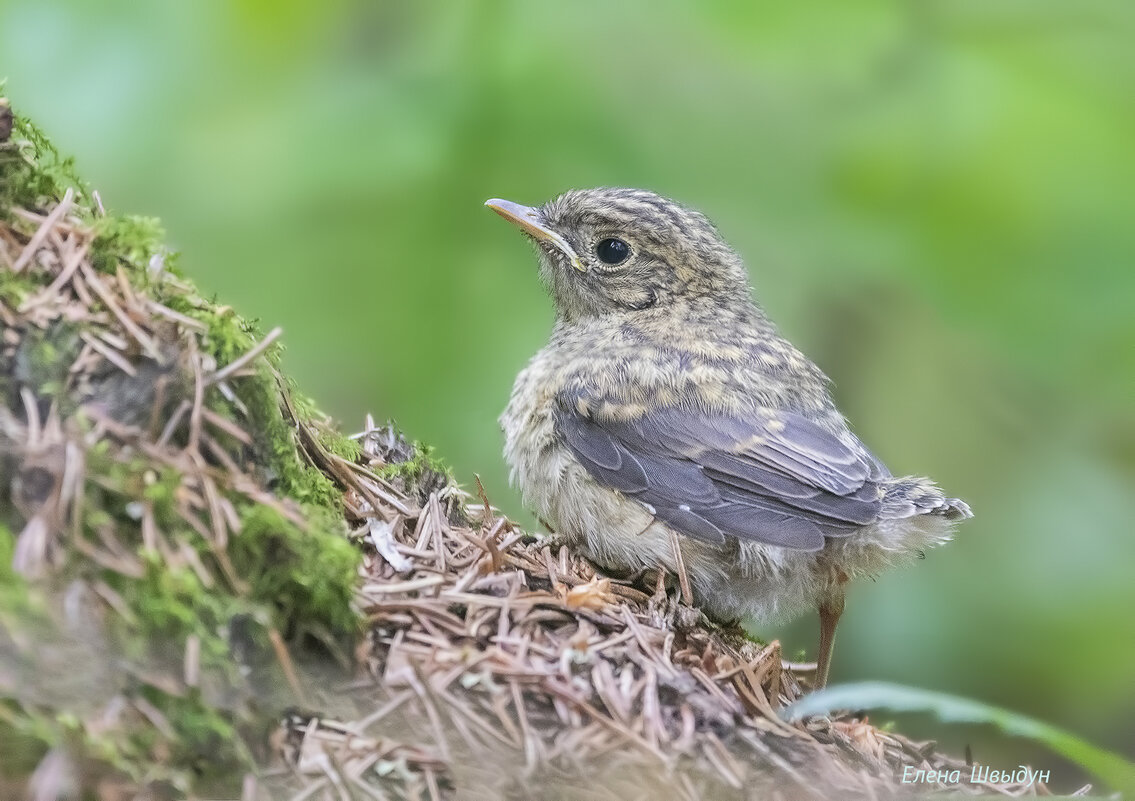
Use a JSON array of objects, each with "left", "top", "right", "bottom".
[
  {"left": 643, "top": 569, "right": 705, "bottom": 629},
  {"left": 534, "top": 532, "right": 571, "bottom": 553}
]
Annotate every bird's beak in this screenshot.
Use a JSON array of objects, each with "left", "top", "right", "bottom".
[{"left": 484, "top": 198, "right": 585, "bottom": 272}]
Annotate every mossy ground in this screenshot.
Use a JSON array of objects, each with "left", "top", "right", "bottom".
[{"left": 0, "top": 95, "right": 367, "bottom": 797}]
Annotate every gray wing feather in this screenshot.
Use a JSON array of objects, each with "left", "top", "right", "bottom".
[{"left": 556, "top": 396, "right": 886, "bottom": 551}]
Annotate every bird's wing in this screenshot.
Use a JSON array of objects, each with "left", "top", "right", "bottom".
[{"left": 555, "top": 393, "right": 888, "bottom": 551}]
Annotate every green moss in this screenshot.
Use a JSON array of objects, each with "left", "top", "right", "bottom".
[
  {"left": 0, "top": 523, "right": 33, "bottom": 623},
  {"left": 157, "top": 287, "right": 348, "bottom": 511},
  {"left": 0, "top": 701, "right": 52, "bottom": 781},
  {"left": 322, "top": 429, "right": 362, "bottom": 461},
  {"left": 89, "top": 449, "right": 357, "bottom": 644},
  {"left": 153, "top": 690, "right": 248, "bottom": 787},
  {"left": 376, "top": 439, "right": 451, "bottom": 484},
  {"left": 229, "top": 503, "right": 359, "bottom": 637},
  {"left": 10, "top": 321, "right": 82, "bottom": 409},
  {"left": 0, "top": 100, "right": 87, "bottom": 218},
  {"left": 0, "top": 259, "right": 34, "bottom": 307},
  {"left": 292, "top": 391, "right": 362, "bottom": 464},
  {"left": 254, "top": 380, "right": 341, "bottom": 508},
  {"left": 90, "top": 214, "right": 168, "bottom": 276},
  {"left": 114, "top": 555, "right": 241, "bottom": 645}
]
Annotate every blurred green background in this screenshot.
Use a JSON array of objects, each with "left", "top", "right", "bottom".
[{"left": 3, "top": 0, "right": 1132, "bottom": 785}]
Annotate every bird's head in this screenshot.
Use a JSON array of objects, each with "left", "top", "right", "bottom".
[{"left": 486, "top": 188, "right": 752, "bottom": 322}]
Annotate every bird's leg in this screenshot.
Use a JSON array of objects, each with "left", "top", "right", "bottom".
[
  {"left": 667, "top": 527, "right": 694, "bottom": 606},
  {"left": 814, "top": 586, "right": 846, "bottom": 689}
]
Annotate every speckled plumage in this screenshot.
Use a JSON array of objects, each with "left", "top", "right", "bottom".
[{"left": 488, "top": 188, "right": 971, "bottom": 685}]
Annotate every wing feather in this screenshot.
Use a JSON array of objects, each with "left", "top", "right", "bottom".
[{"left": 556, "top": 395, "right": 886, "bottom": 551}]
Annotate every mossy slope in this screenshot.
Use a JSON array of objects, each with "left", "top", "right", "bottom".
[{"left": 0, "top": 96, "right": 362, "bottom": 798}]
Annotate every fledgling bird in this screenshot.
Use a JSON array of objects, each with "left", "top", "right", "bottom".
[{"left": 486, "top": 188, "right": 971, "bottom": 687}]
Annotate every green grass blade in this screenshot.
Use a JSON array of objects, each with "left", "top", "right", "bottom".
[{"left": 782, "top": 681, "right": 1135, "bottom": 795}]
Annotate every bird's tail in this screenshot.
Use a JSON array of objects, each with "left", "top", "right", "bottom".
[
  {"left": 881, "top": 476, "right": 972, "bottom": 521},
  {"left": 824, "top": 476, "right": 971, "bottom": 577}
]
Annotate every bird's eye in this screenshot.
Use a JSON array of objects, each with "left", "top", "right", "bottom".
[{"left": 595, "top": 238, "right": 631, "bottom": 265}]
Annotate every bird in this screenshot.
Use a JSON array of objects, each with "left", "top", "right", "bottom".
[{"left": 486, "top": 188, "right": 971, "bottom": 688}]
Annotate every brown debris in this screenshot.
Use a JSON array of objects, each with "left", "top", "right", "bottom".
[{"left": 268, "top": 419, "right": 1037, "bottom": 800}]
